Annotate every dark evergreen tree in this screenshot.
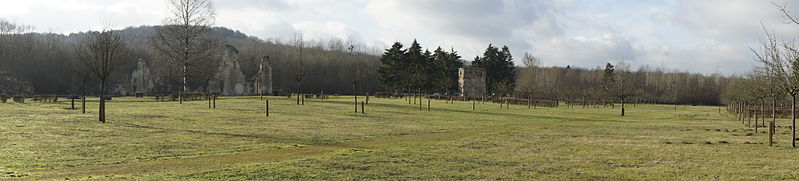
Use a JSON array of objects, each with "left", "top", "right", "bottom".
[
  {"left": 602, "top": 63, "right": 615, "bottom": 89},
  {"left": 472, "top": 44, "right": 515, "bottom": 96},
  {"left": 432, "top": 47, "right": 463, "bottom": 94},
  {"left": 377, "top": 42, "right": 406, "bottom": 92},
  {"left": 404, "top": 40, "right": 427, "bottom": 93}
]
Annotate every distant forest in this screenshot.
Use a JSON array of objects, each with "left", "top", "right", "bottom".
[
  {"left": 0, "top": 23, "right": 384, "bottom": 95},
  {"left": 0, "top": 20, "right": 738, "bottom": 105}
]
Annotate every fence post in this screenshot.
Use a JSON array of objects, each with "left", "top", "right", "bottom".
[
  {"left": 769, "top": 121, "right": 774, "bottom": 147},
  {"left": 82, "top": 97, "right": 86, "bottom": 114},
  {"left": 265, "top": 100, "right": 269, "bottom": 117},
  {"left": 427, "top": 98, "right": 431, "bottom": 111},
  {"left": 361, "top": 101, "right": 365, "bottom": 114},
  {"left": 419, "top": 96, "right": 422, "bottom": 110},
  {"left": 473, "top": 100, "right": 476, "bottom": 110},
  {"left": 213, "top": 95, "right": 216, "bottom": 109}
]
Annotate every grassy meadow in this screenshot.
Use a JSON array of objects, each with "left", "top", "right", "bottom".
[{"left": 1, "top": 96, "right": 799, "bottom": 180}]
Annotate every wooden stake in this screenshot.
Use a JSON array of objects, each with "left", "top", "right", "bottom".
[
  {"left": 213, "top": 95, "right": 216, "bottom": 109},
  {"left": 473, "top": 100, "right": 476, "bottom": 110},
  {"left": 427, "top": 98, "right": 430, "bottom": 111},
  {"left": 769, "top": 121, "right": 774, "bottom": 147},
  {"left": 265, "top": 100, "right": 269, "bottom": 117},
  {"left": 82, "top": 97, "right": 86, "bottom": 114},
  {"left": 361, "top": 101, "right": 365, "bottom": 114},
  {"left": 355, "top": 95, "right": 358, "bottom": 113},
  {"left": 419, "top": 96, "right": 422, "bottom": 110}
]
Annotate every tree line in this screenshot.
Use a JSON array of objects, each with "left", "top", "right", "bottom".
[
  {"left": 0, "top": 22, "right": 384, "bottom": 96},
  {"left": 374, "top": 39, "right": 736, "bottom": 107},
  {"left": 377, "top": 40, "right": 464, "bottom": 95}
]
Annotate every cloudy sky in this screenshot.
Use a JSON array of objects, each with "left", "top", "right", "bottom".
[{"left": 1, "top": 0, "right": 799, "bottom": 75}]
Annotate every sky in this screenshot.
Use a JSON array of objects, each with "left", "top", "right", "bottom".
[{"left": 1, "top": 0, "right": 799, "bottom": 75}]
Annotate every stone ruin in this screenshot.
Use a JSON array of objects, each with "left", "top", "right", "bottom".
[
  {"left": 0, "top": 71, "right": 34, "bottom": 96},
  {"left": 208, "top": 45, "right": 253, "bottom": 96},
  {"left": 458, "top": 68, "right": 486, "bottom": 98},
  {"left": 113, "top": 58, "right": 160, "bottom": 96},
  {"left": 250, "top": 56, "right": 273, "bottom": 95},
  {"left": 129, "top": 58, "right": 159, "bottom": 95},
  {"left": 111, "top": 45, "right": 274, "bottom": 97}
]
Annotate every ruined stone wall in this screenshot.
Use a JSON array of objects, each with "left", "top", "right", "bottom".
[
  {"left": 458, "top": 68, "right": 486, "bottom": 98},
  {"left": 251, "top": 56, "right": 273, "bottom": 95},
  {"left": 209, "top": 45, "right": 251, "bottom": 96},
  {"left": 129, "top": 58, "right": 158, "bottom": 95}
]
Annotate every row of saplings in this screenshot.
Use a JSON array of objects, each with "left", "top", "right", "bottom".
[
  {"left": 0, "top": 94, "right": 66, "bottom": 104},
  {"left": 1, "top": 94, "right": 91, "bottom": 114},
  {"left": 0, "top": 94, "right": 26, "bottom": 103},
  {"left": 727, "top": 103, "right": 794, "bottom": 147}
]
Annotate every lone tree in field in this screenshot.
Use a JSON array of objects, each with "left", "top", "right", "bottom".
[
  {"left": 604, "top": 62, "right": 636, "bottom": 116},
  {"left": 348, "top": 45, "right": 368, "bottom": 112},
  {"left": 73, "top": 29, "right": 129, "bottom": 123},
  {"left": 153, "top": 0, "right": 217, "bottom": 104},
  {"left": 291, "top": 32, "right": 309, "bottom": 105}
]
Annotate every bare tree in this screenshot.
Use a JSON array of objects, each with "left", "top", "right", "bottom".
[
  {"left": 73, "top": 29, "right": 130, "bottom": 123},
  {"left": 606, "top": 61, "right": 636, "bottom": 116},
  {"left": 348, "top": 45, "right": 368, "bottom": 112},
  {"left": 291, "top": 32, "right": 309, "bottom": 105},
  {"left": 152, "top": 0, "right": 217, "bottom": 104},
  {"left": 516, "top": 52, "right": 541, "bottom": 98},
  {"left": 753, "top": 26, "right": 799, "bottom": 147}
]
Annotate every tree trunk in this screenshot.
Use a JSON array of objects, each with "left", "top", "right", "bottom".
[
  {"left": 81, "top": 78, "right": 86, "bottom": 114},
  {"left": 181, "top": 62, "right": 187, "bottom": 104},
  {"left": 793, "top": 94, "right": 796, "bottom": 148},
  {"left": 773, "top": 98, "right": 777, "bottom": 126},
  {"left": 621, "top": 98, "right": 625, "bottom": 117},
  {"left": 296, "top": 82, "right": 301, "bottom": 105},
  {"left": 354, "top": 84, "right": 358, "bottom": 113},
  {"left": 99, "top": 80, "right": 106, "bottom": 123}
]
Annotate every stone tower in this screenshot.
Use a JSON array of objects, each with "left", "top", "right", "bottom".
[
  {"left": 458, "top": 68, "right": 486, "bottom": 98},
  {"left": 129, "top": 58, "right": 156, "bottom": 95},
  {"left": 252, "top": 56, "right": 273, "bottom": 95}
]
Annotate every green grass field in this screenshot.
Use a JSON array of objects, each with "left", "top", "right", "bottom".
[{"left": 1, "top": 96, "right": 798, "bottom": 180}]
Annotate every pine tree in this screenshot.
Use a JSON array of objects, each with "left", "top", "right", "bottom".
[
  {"left": 472, "top": 44, "right": 516, "bottom": 96},
  {"left": 378, "top": 42, "right": 406, "bottom": 92}
]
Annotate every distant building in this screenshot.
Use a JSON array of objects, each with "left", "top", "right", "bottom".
[{"left": 458, "top": 68, "right": 486, "bottom": 98}]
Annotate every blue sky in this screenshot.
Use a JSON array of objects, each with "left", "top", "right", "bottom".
[{"left": 1, "top": 0, "right": 798, "bottom": 75}]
